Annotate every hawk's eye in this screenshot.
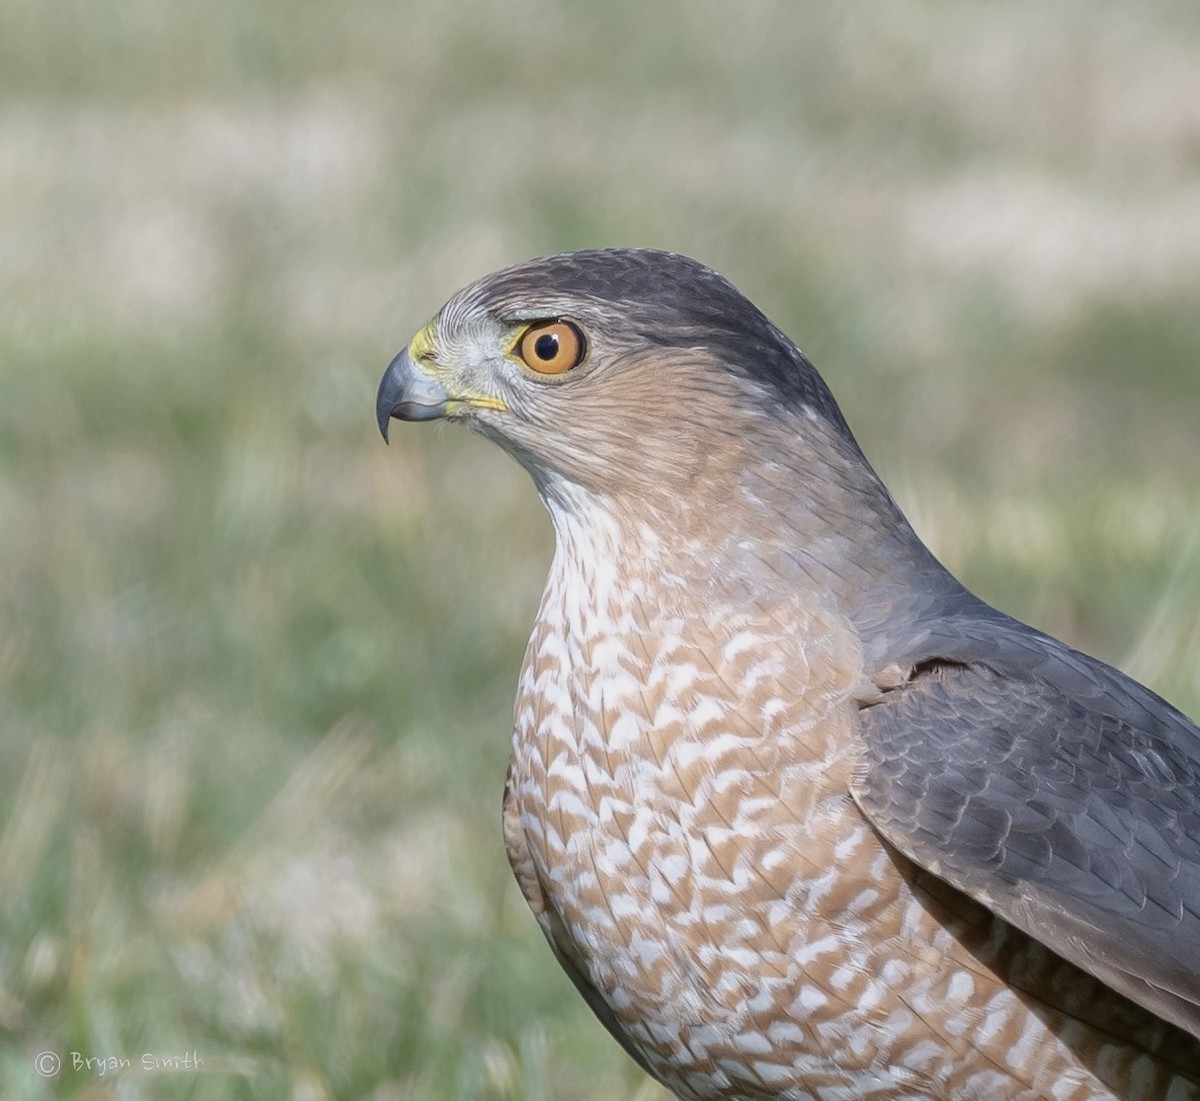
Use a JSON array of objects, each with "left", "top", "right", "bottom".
[{"left": 516, "top": 321, "right": 585, "bottom": 376}]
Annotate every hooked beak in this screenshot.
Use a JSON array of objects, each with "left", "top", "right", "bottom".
[
  {"left": 375, "top": 347, "right": 452, "bottom": 442},
  {"left": 376, "top": 345, "right": 508, "bottom": 442}
]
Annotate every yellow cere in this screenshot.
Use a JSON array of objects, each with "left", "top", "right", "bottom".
[
  {"left": 408, "top": 319, "right": 438, "bottom": 365},
  {"left": 407, "top": 317, "right": 508, "bottom": 414}
]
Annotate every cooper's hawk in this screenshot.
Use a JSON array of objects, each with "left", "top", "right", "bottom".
[{"left": 376, "top": 249, "right": 1200, "bottom": 1100}]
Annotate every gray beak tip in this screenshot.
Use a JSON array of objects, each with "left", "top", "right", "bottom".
[
  {"left": 375, "top": 346, "right": 453, "bottom": 435},
  {"left": 375, "top": 348, "right": 410, "bottom": 443}
]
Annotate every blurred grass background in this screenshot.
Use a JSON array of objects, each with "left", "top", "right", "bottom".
[{"left": 2, "top": 1, "right": 1199, "bottom": 1097}]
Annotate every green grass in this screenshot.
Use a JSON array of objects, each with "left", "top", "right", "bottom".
[{"left": 2, "top": 2, "right": 1199, "bottom": 1098}]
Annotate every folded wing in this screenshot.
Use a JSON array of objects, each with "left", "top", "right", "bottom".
[{"left": 853, "top": 620, "right": 1200, "bottom": 1039}]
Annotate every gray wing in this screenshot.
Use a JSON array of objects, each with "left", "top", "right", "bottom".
[{"left": 853, "top": 612, "right": 1200, "bottom": 1039}]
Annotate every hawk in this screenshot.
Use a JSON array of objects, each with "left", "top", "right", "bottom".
[{"left": 376, "top": 249, "right": 1200, "bottom": 1100}]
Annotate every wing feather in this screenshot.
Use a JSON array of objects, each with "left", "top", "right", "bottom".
[{"left": 852, "top": 637, "right": 1200, "bottom": 1039}]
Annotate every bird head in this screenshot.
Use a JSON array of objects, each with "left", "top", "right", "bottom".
[
  {"left": 376, "top": 249, "right": 864, "bottom": 519},
  {"left": 377, "top": 249, "right": 965, "bottom": 692}
]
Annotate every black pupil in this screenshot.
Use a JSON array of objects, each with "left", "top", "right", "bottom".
[{"left": 534, "top": 333, "right": 560, "bottom": 361}]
